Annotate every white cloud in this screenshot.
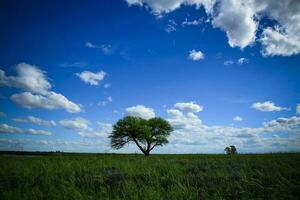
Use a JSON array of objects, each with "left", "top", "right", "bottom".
[
  {"left": 0, "top": 124, "right": 22, "bottom": 134},
  {"left": 125, "top": 0, "right": 216, "bottom": 16},
  {"left": 263, "top": 116, "right": 300, "bottom": 130},
  {"left": 224, "top": 58, "right": 249, "bottom": 65},
  {"left": 0, "top": 63, "right": 51, "bottom": 95},
  {"left": 260, "top": 26, "right": 300, "bottom": 57},
  {"left": 1, "top": 63, "right": 82, "bottom": 113},
  {"left": 188, "top": 49, "right": 205, "bottom": 60},
  {"left": 13, "top": 116, "right": 56, "bottom": 127},
  {"left": 85, "top": 42, "right": 113, "bottom": 54},
  {"left": 166, "top": 102, "right": 300, "bottom": 152},
  {"left": 257, "top": 1, "right": 300, "bottom": 56},
  {"left": 233, "top": 116, "right": 243, "bottom": 121},
  {"left": 59, "top": 117, "right": 112, "bottom": 137},
  {"left": 0, "top": 124, "right": 52, "bottom": 136},
  {"left": 125, "top": 105, "right": 155, "bottom": 119},
  {"left": 165, "top": 19, "right": 177, "bottom": 32},
  {"left": 182, "top": 18, "right": 203, "bottom": 26},
  {"left": 252, "top": 101, "right": 289, "bottom": 112},
  {"left": 167, "top": 109, "right": 202, "bottom": 129},
  {"left": 174, "top": 102, "right": 203, "bottom": 113},
  {"left": 237, "top": 57, "right": 249, "bottom": 65},
  {"left": 11, "top": 92, "right": 82, "bottom": 113},
  {"left": 167, "top": 109, "right": 184, "bottom": 118},
  {"left": 25, "top": 129, "right": 52, "bottom": 136},
  {"left": 297, "top": 104, "right": 300, "bottom": 114},
  {"left": 76, "top": 70, "right": 106, "bottom": 85},
  {"left": 126, "top": 0, "right": 300, "bottom": 56},
  {"left": 59, "top": 117, "right": 91, "bottom": 131},
  {"left": 212, "top": 0, "right": 257, "bottom": 49},
  {"left": 95, "top": 122, "right": 113, "bottom": 137}
]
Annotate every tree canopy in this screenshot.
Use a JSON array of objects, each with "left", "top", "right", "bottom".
[
  {"left": 224, "top": 145, "right": 237, "bottom": 155},
  {"left": 109, "top": 116, "right": 173, "bottom": 156}
]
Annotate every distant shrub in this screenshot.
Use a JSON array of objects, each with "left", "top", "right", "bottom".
[{"left": 225, "top": 145, "right": 238, "bottom": 155}]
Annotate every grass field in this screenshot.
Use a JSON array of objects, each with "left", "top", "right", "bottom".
[{"left": 0, "top": 152, "right": 300, "bottom": 200}]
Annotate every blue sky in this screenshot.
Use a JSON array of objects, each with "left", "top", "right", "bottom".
[{"left": 1, "top": 0, "right": 300, "bottom": 153}]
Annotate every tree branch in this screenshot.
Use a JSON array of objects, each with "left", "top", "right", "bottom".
[
  {"left": 149, "top": 142, "right": 158, "bottom": 152},
  {"left": 133, "top": 138, "right": 146, "bottom": 154}
]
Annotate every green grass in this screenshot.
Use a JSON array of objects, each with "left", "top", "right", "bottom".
[{"left": 1, "top": 152, "right": 300, "bottom": 200}]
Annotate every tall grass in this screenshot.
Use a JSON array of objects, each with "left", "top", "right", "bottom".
[{"left": 0, "top": 153, "right": 300, "bottom": 199}]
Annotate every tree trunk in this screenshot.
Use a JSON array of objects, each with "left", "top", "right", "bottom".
[{"left": 144, "top": 151, "right": 150, "bottom": 156}]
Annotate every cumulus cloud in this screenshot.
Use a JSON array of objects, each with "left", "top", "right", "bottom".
[
  {"left": 188, "top": 49, "right": 205, "bottom": 60},
  {"left": 297, "top": 104, "right": 300, "bottom": 114},
  {"left": 59, "top": 117, "right": 112, "bottom": 137},
  {"left": 125, "top": 105, "right": 155, "bottom": 119},
  {"left": 11, "top": 92, "right": 82, "bottom": 113},
  {"left": 252, "top": 101, "right": 289, "bottom": 112},
  {"left": 166, "top": 106, "right": 261, "bottom": 149},
  {"left": 0, "top": 124, "right": 22, "bottom": 134},
  {"left": 0, "top": 63, "right": 82, "bottom": 113},
  {"left": 0, "top": 124, "right": 52, "bottom": 136},
  {"left": 0, "top": 63, "right": 51, "bottom": 95},
  {"left": 174, "top": 102, "right": 203, "bottom": 113},
  {"left": 126, "top": 0, "right": 300, "bottom": 56},
  {"left": 212, "top": 0, "right": 257, "bottom": 49},
  {"left": 125, "top": 0, "right": 216, "bottom": 16},
  {"left": 166, "top": 102, "right": 300, "bottom": 152},
  {"left": 167, "top": 109, "right": 202, "bottom": 129},
  {"left": 167, "top": 109, "right": 184, "bottom": 118},
  {"left": 60, "top": 117, "right": 91, "bottom": 131},
  {"left": 76, "top": 70, "right": 106, "bottom": 86},
  {"left": 13, "top": 116, "right": 56, "bottom": 127},
  {"left": 233, "top": 116, "right": 243, "bottom": 121},
  {"left": 263, "top": 116, "right": 300, "bottom": 129},
  {"left": 258, "top": 1, "right": 300, "bottom": 56}
]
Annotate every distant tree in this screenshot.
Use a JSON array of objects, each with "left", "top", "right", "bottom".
[
  {"left": 224, "top": 146, "right": 231, "bottom": 155},
  {"left": 109, "top": 116, "right": 173, "bottom": 156},
  {"left": 224, "top": 145, "right": 237, "bottom": 155},
  {"left": 230, "top": 145, "right": 237, "bottom": 154}
]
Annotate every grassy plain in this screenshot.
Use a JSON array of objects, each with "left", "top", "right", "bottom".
[{"left": 0, "top": 152, "right": 300, "bottom": 199}]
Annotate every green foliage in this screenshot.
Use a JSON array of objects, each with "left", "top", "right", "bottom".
[
  {"left": 110, "top": 116, "right": 173, "bottom": 156},
  {"left": 225, "top": 145, "right": 238, "bottom": 154},
  {"left": 0, "top": 153, "right": 300, "bottom": 199}
]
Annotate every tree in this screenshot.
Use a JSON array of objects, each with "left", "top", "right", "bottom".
[
  {"left": 224, "top": 146, "right": 231, "bottom": 155},
  {"left": 109, "top": 116, "right": 173, "bottom": 156},
  {"left": 224, "top": 145, "right": 237, "bottom": 155},
  {"left": 230, "top": 145, "right": 237, "bottom": 154}
]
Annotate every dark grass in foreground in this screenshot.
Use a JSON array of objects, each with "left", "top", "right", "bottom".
[{"left": 0, "top": 152, "right": 300, "bottom": 200}]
